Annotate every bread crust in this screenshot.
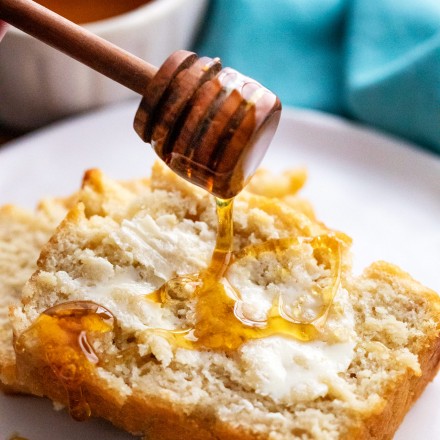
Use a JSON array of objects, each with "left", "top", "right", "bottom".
[
  {"left": 14, "top": 342, "right": 266, "bottom": 440},
  {"left": 13, "top": 279, "right": 440, "bottom": 440},
  {"left": 344, "top": 334, "right": 440, "bottom": 440},
  {"left": 13, "top": 332, "right": 440, "bottom": 440}
]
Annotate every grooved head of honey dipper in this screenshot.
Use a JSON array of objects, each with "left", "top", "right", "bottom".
[{"left": 134, "top": 51, "right": 282, "bottom": 199}]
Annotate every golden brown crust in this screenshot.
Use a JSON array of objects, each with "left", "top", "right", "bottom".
[
  {"left": 14, "top": 357, "right": 265, "bottom": 440},
  {"left": 36, "top": 203, "right": 84, "bottom": 269},
  {"left": 344, "top": 334, "right": 440, "bottom": 440},
  {"left": 365, "top": 261, "right": 440, "bottom": 312},
  {"left": 341, "top": 261, "right": 440, "bottom": 439},
  {"left": 13, "top": 268, "right": 440, "bottom": 440},
  {"left": 245, "top": 168, "right": 308, "bottom": 199},
  {"left": 13, "top": 328, "right": 440, "bottom": 440}
]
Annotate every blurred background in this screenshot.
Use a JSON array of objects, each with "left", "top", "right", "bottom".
[{"left": 0, "top": 0, "right": 439, "bottom": 154}]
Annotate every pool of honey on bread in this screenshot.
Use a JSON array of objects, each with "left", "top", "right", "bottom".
[{"left": 16, "top": 168, "right": 356, "bottom": 421}]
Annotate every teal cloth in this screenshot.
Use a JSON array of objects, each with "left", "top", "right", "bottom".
[{"left": 195, "top": 0, "right": 440, "bottom": 154}]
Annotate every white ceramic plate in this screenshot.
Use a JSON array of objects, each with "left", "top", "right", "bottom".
[{"left": 0, "top": 101, "right": 439, "bottom": 439}]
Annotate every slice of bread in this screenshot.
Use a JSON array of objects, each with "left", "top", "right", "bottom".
[
  {"left": 0, "top": 197, "right": 75, "bottom": 392},
  {"left": 10, "top": 163, "right": 440, "bottom": 439},
  {"left": 0, "top": 178, "right": 150, "bottom": 393},
  {"left": 0, "top": 167, "right": 307, "bottom": 393}
]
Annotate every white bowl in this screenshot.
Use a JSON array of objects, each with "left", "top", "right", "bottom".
[{"left": 0, "top": 0, "right": 208, "bottom": 130}]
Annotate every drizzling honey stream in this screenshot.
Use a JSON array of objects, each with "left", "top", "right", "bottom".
[{"left": 144, "top": 200, "right": 342, "bottom": 350}]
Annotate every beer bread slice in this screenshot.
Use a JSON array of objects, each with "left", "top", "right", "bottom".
[
  {"left": 0, "top": 197, "right": 74, "bottom": 392},
  {"left": 11, "top": 163, "right": 440, "bottom": 439}
]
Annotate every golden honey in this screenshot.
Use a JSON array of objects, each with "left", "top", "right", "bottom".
[
  {"left": 145, "top": 200, "right": 342, "bottom": 351},
  {"left": 36, "top": 0, "right": 153, "bottom": 24},
  {"left": 15, "top": 301, "right": 114, "bottom": 421}
]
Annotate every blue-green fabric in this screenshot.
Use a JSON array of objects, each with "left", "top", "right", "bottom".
[{"left": 195, "top": 0, "right": 440, "bottom": 154}]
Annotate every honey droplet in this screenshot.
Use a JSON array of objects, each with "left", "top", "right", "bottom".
[{"left": 15, "top": 301, "right": 115, "bottom": 421}]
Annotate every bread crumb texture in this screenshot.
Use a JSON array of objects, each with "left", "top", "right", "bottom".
[
  {"left": 9, "top": 162, "right": 440, "bottom": 439},
  {"left": 0, "top": 196, "right": 75, "bottom": 391}
]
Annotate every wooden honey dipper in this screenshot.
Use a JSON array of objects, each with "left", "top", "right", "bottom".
[{"left": 0, "top": 0, "right": 282, "bottom": 199}]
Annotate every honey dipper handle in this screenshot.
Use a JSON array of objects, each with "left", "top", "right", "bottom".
[{"left": 0, "top": 0, "right": 158, "bottom": 95}]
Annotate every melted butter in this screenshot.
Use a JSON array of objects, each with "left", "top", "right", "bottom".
[
  {"left": 15, "top": 301, "right": 114, "bottom": 421},
  {"left": 145, "top": 200, "right": 342, "bottom": 351}
]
